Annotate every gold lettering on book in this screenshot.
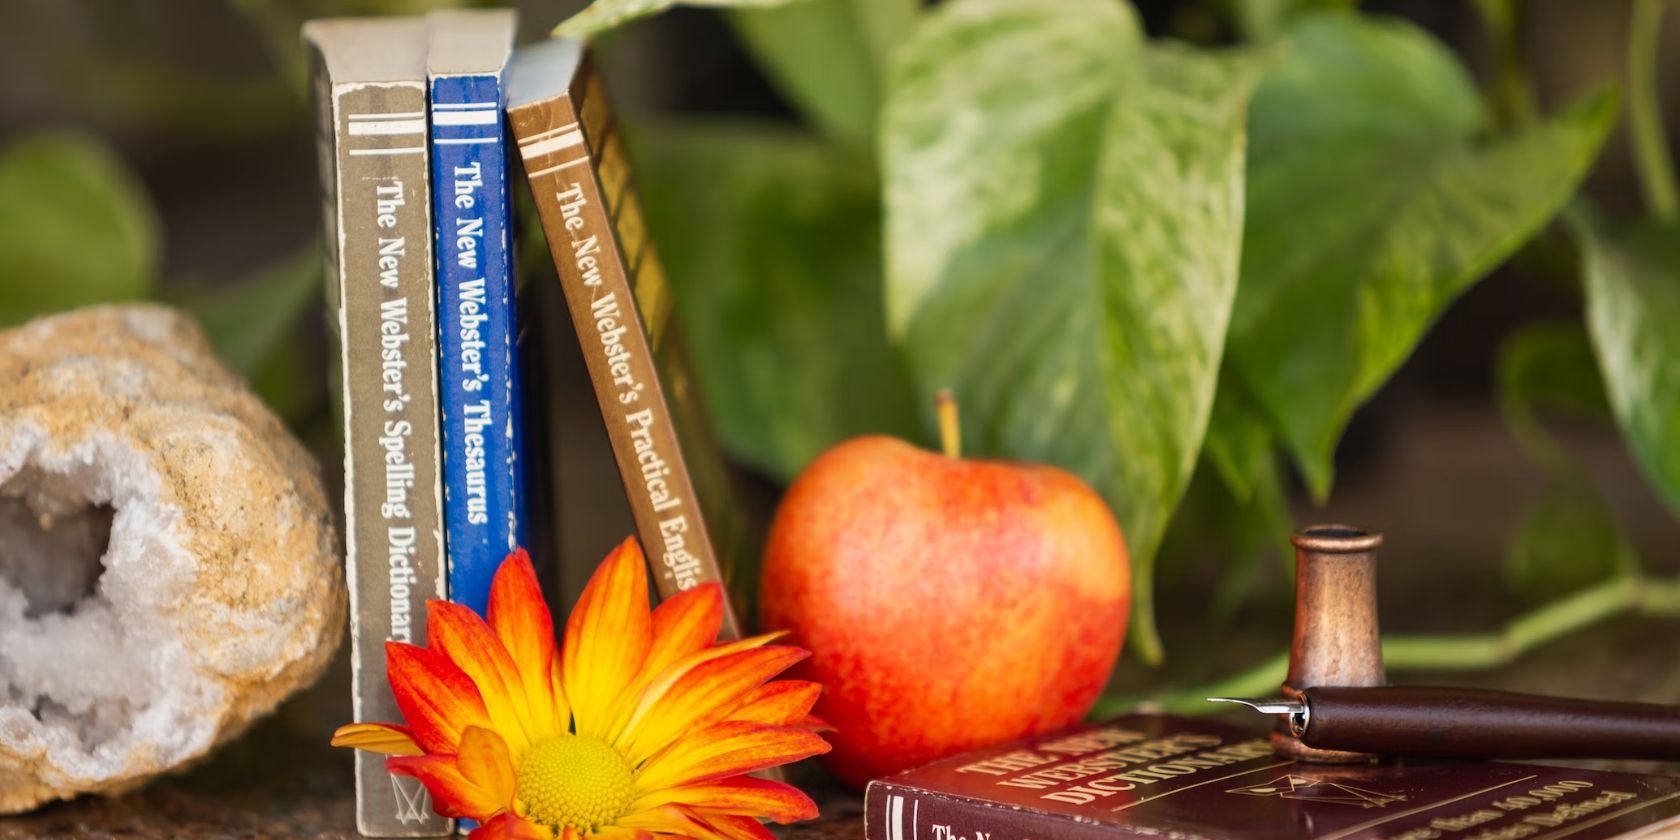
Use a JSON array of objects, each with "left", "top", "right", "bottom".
[
  {"left": 1522, "top": 789, "right": 1635, "bottom": 828},
  {"left": 1431, "top": 810, "right": 1502, "bottom": 832},
  {"left": 999, "top": 734, "right": 1226, "bottom": 793},
  {"left": 1039, "top": 727, "right": 1147, "bottom": 755},
  {"left": 1355, "top": 782, "right": 1655, "bottom": 839},
  {"left": 956, "top": 750, "right": 1058, "bottom": 777},
  {"left": 952, "top": 734, "right": 1276, "bottom": 806}
]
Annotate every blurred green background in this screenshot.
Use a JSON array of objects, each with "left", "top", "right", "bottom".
[{"left": 1, "top": 0, "right": 1678, "bottom": 713}]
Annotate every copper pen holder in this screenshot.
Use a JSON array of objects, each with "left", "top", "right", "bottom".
[{"left": 1273, "top": 524, "right": 1386, "bottom": 762}]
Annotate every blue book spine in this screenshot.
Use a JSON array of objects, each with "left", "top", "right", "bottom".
[{"left": 431, "top": 72, "right": 525, "bottom": 616}]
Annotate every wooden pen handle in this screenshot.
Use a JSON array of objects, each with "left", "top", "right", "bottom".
[{"left": 1302, "top": 685, "right": 1680, "bottom": 761}]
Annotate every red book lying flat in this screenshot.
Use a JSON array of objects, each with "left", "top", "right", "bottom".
[{"left": 866, "top": 714, "right": 1680, "bottom": 840}]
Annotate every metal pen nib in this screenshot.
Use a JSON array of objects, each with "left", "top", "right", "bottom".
[
  {"left": 1207, "top": 697, "right": 1311, "bottom": 737},
  {"left": 1208, "top": 697, "right": 1301, "bottom": 715}
]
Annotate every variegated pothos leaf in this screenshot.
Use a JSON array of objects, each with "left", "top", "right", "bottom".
[{"left": 884, "top": 0, "right": 1263, "bottom": 663}]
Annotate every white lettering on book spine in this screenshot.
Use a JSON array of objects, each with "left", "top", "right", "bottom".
[
  {"left": 551, "top": 177, "right": 700, "bottom": 590},
  {"left": 372, "top": 173, "right": 420, "bottom": 645},
  {"left": 461, "top": 400, "right": 492, "bottom": 525},
  {"left": 451, "top": 159, "right": 492, "bottom": 525}
]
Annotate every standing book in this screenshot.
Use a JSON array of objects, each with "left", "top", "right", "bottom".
[
  {"left": 427, "top": 9, "right": 525, "bottom": 616},
  {"left": 866, "top": 714, "right": 1680, "bottom": 839},
  {"left": 304, "top": 17, "right": 450, "bottom": 837},
  {"left": 506, "top": 39, "right": 748, "bottom": 637}
]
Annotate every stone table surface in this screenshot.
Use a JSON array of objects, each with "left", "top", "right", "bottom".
[
  {"left": 0, "top": 748, "right": 863, "bottom": 840},
  {"left": 0, "top": 785, "right": 864, "bottom": 840},
  {"left": 0, "top": 675, "right": 866, "bottom": 840},
  {"left": 5, "top": 614, "right": 1679, "bottom": 839},
  {"left": 0, "top": 641, "right": 871, "bottom": 840}
]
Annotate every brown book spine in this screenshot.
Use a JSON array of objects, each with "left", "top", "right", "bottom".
[
  {"left": 311, "top": 58, "right": 450, "bottom": 836},
  {"left": 867, "top": 781, "right": 1123, "bottom": 840},
  {"left": 509, "top": 63, "right": 740, "bottom": 639}
]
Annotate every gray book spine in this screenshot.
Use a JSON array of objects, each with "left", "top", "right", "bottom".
[{"left": 314, "top": 61, "right": 451, "bottom": 838}]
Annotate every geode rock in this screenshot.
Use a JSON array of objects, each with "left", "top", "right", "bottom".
[{"left": 0, "top": 304, "right": 344, "bottom": 813}]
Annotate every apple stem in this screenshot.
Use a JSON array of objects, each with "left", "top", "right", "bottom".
[{"left": 936, "top": 389, "right": 961, "bottom": 459}]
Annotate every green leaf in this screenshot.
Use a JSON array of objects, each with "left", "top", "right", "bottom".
[
  {"left": 1228, "top": 13, "right": 1616, "bottom": 500},
  {"left": 633, "top": 122, "right": 919, "bottom": 480},
  {"left": 1494, "top": 319, "right": 1630, "bottom": 604},
  {"left": 730, "top": 0, "right": 918, "bottom": 150},
  {"left": 0, "top": 131, "right": 158, "bottom": 326},
  {"left": 1203, "top": 369, "right": 1276, "bottom": 502},
  {"left": 883, "top": 0, "right": 1264, "bottom": 664},
  {"left": 174, "top": 246, "right": 322, "bottom": 422},
  {"left": 1505, "top": 484, "right": 1637, "bottom": 604},
  {"left": 556, "top": 0, "right": 804, "bottom": 39},
  {"left": 1494, "top": 320, "right": 1610, "bottom": 470},
  {"left": 175, "top": 246, "right": 321, "bottom": 377},
  {"left": 1577, "top": 216, "right": 1680, "bottom": 516}
]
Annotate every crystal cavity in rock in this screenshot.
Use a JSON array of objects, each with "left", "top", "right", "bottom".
[
  {"left": 0, "top": 468, "right": 112, "bottom": 618},
  {"left": 0, "top": 304, "right": 345, "bottom": 813}
]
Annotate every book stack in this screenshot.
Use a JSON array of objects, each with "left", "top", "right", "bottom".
[{"left": 303, "top": 12, "right": 746, "bottom": 836}]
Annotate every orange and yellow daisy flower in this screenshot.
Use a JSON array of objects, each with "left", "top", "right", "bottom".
[{"left": 331, "top": 538, "right": 831, "bottom": 840}]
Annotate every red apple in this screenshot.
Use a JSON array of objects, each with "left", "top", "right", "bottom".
[{"left": 759, "top": 394, "right": 1130, "bottom": 786}]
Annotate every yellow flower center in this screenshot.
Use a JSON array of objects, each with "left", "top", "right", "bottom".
[{"left": 515, "top": 734, "right": 635, "bottom": 834}]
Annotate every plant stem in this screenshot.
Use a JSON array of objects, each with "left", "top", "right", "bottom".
[
  {"left": 1097, "top": 573, "right": 1680, "bottom": 717},
  {"left": 1630, "top": 0, "right": 1679, "bottom": 221},
  {"left": 1131, "top": 563, "right": 1164, "bottom": 667},
  {"left": 1475, "top": 0, "right": 1537, "bottom": 130},
  {"left": 936, "top": 389, "right": 961, "bottom": 458}
]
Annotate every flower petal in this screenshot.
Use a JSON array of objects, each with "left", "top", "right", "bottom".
[
  {"left": 469, "top": 812, "right": 553, "bottom": 840},
  {"left": 564, "top": 537, "right": 652, "bottom": 738},
  {"left": 723, "top": 680, "right": 822, "bottom": 729},
  {"left": 429, "top": 600, "right": 537, "bottom": 751},
  {"left": 330, "top": 722, "right": 422, "bottom": 756},
  {"left": 457, "top": 726, "right": 517, "bottom": 808},
  {"left": 488, "top": 549, "right": 567, "bottom": 738},
  {"left": 644, "top": 583, "right": 724, "bottom": 676},
  {"left": 386, "top": 754, "right": 501, "bottom": 820},
  {"left": 634, "top": 721, "right": 831, "bottom": 792},
  {"left": 621, "top": 646, "right": 809, "bottom": 764},
  {"left": 618, "top": 804, "right": 715, "bottom": 837},
  {"left": 633, "top": 776, "right": 818, "bottom": 824},
  {"left": 591, "top": 828, "right": 654, "bottom": 840},
  {"left": 549, "top": 655, "right": 566, "bottom": 720},
  {"left": 702, "top": 814, "right": 777, "bottom": 840},
  {"left": 611, "top": 632, "right": 783, "bottom": 748},
  {"left": 387, "top": 641, "right": 492, "bottom": 753}
]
